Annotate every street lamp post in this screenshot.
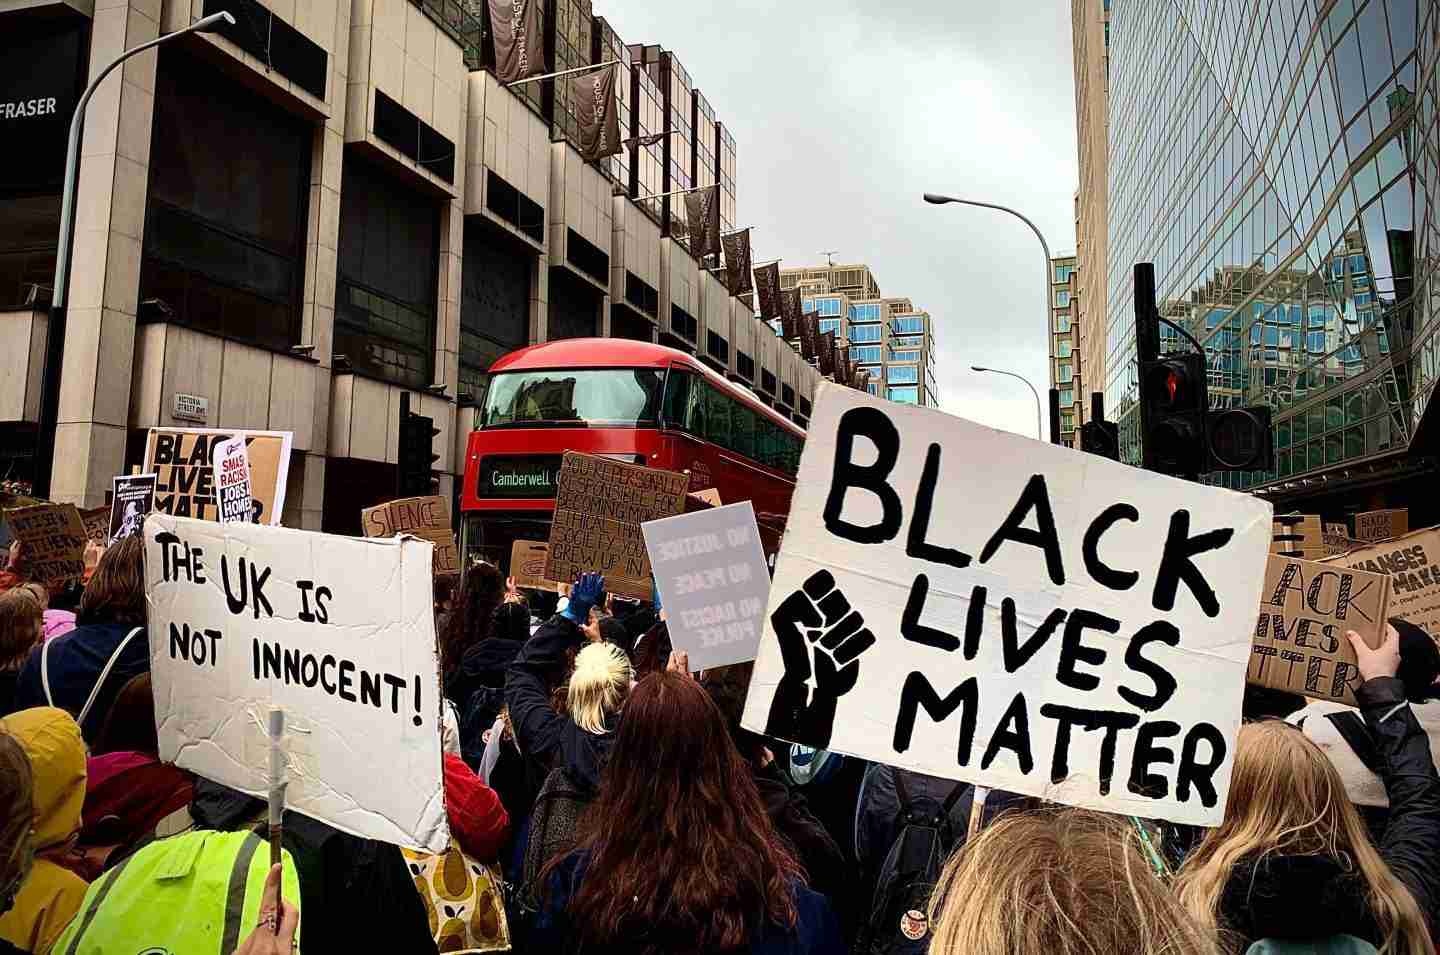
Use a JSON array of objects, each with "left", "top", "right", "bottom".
[
  {"left": 32, "top": 11, "right": 234, "bottom": 500},
  {"left": 972, "top": 365, "right": 1045, "bottom": 441}
]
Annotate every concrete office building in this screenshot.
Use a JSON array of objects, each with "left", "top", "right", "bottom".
[
  {"left": 0, "top": 0, "right": 820, "bottom": 527},
  {"left": 1050, "top": 253, "right": 1081, "bottom": 446},
  {"left": 1070, "top": 0, "right": 1108, "bottom": 425},
  {"left": 1101, "top": 0, "right": 1440, "bottom": 513},
  {"left": 778, "top": 263, "right": 939, "bottom": 407}
]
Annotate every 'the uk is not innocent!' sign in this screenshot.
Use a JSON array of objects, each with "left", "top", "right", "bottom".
[{"left": 740, "top": 384, "right": 1273, "bottom": 826}]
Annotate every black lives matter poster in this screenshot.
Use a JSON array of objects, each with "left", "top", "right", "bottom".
[{"left": 739, "top": 384, "right": 1273, "bottom": 826}]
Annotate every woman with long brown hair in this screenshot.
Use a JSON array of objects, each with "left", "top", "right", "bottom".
[
  {"left": 1175, "top": 627, "right": 1440, "bottom": 954},
  {"left": 532, "top": 666, "right": 844, "bottom": 955},
  {"left": 13, "top": 536, "right": 149, "bottom": 743}
]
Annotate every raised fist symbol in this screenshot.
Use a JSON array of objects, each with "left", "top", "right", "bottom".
[{"left": 764, "top": 570, "right": 875, "bottom": 749}]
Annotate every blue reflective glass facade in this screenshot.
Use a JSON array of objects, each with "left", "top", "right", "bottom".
[
  {"left": 850, "top": 302, "right": 882, "bottom": 321},
  {"left": 1106, "top": 0, "right": 1435, "bottom": 492},
  {"left": 889, "top": 386, "right": 919, "bottom": 403},
  {"left": 849, "top": 323, "right": 883, "bottom": 343}
]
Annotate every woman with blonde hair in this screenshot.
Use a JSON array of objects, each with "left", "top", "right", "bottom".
[
  {"left": 1175, "top": 627, "right": 1440, "bottom": 954},
  {"left": 927, "top": 809, "right": 1218, "bottom": 955}
]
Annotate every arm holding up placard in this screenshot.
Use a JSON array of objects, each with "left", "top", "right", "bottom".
[{"left": 1346, "top": 626, "right": 1440, "bottom": 923}]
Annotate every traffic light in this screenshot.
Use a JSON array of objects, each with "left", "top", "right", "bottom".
[
  {"left": 398, "top": 408, "right": 440, "bottom": 497},
  {"left": 1139, "top": 351, "right": 1208, "bottom": 477},
  {"left": 1208, "top": 405, "right": 1274, "bottom": 472},
  {"left": 1080, "top": 419, "right": 1119, "bottom": 460}
]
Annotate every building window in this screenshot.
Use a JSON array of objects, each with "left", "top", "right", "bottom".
[
  {"left": 1054, "top": 290, "right": 1071, "bottom": 307},
  {"left": 1054, "top": 314, "right": 1071, "bottom": 333},
  {"left": 849, "top": 323, "right": 883, "bottom": 343},
  {"left": 888, "top": 386, "right": 919, "bottom": 403},
  {"left": 1061, "top": 410, "right": 1075, "bottom": 432},
  {"left": 890, "top": 349, "right": 920, "bottom": 362},
  {"left": 892, "top": 335, "right": 924, "bottom": 348},
  {"left": 1056, "top": 362, "right": 1074, "bottom": 384},
  {"left": 1059, "top": 387, "right": 1074, "bottom": 406},
  {"left": 850, "top": 302, "right": 882, "bottom": 322},
  {"left": 140, "top": 48, "right": 312, "bottom": 351},
  {"left": 818, "top": 318, "right": 841, "bottom": 334},
  {"left": 866, "top": 382, "right": 879, "bottom": 395},
  {"left": 460, "top": 222, "right": 531, "bottom": 402},
  {"left": 851, "top": 345, "right": 883, "bottom": 363},
  {"left": 1055, "top": 340, "right": 1072, "bottom": 358},
  {"left": 888, "top": 365, "right": 919, "bottom": 384},
  {"left": 891, "top": 315, "right": 925, "bottom": 334},
  {"left": 1054, "top": 264, "right": 1075, "bottom": 283},
  {"left": 335, "top": 159, "right": 440, "bottom": 389}
]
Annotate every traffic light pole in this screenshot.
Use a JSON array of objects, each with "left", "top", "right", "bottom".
[{"left": 396, "top": 390, "right": 409, "bottom": 498}]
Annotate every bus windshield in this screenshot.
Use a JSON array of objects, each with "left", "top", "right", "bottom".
[{"left": 480, "top": 368, "right": 664, "bottom": 428}]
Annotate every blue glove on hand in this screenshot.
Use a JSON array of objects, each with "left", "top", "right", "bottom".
[{"left": 562, "top": 572, "right": 605, "bottom": 625}]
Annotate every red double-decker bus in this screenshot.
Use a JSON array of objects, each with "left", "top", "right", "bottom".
[{"left": 458, "top": 338, "right": 805, "bottom": 573}]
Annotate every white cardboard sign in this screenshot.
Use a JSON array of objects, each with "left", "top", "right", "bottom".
[
  {"left": 143, "top": 514, "right": 449, "bottom": 852},
  {"left": 739, "top": 385, "right": 1273, "bottom": 826},
  {"left": 212, "top": 436, "right": 253, "bottom": 525},
  {"left": 642, "top": 502, "right": 771, "bottom": 671}
]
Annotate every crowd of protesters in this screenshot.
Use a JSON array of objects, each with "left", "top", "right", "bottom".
[{"left": 3, "top": 532, "right": 1440, "bottom": 955}]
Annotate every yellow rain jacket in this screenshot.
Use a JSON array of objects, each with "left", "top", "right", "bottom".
[{"left": 0, "top": 707, "right": 89, "bottom": 955}]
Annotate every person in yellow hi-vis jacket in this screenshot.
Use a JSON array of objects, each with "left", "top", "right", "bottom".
[{"left": 49, "top": 828, "right": 301, "bottom": 955}]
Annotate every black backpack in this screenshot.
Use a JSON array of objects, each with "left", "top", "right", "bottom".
[
  {"left": 857, "top": 772, "right": 966, "bottom": 955},
  {"left": 518, "top": 766, "right": 592, "bottom": 913}
]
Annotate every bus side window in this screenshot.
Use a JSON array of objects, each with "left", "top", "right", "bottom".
[
  {"left": 663, "top": 369, "right": 700, "bottom": 433},
  {"left": 705, "top": 385, "right": 732, "bottom": 450},
  {"left": 732, "top": 400, "right": 757, "bottom": 459}
]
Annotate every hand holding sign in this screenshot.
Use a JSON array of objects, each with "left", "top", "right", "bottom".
[
  {"left": 1347, "top": 624, "right": 1401, "bottom": 682},
  {"left": 766, "top": 570, "right": 876, "bottom": 750}
]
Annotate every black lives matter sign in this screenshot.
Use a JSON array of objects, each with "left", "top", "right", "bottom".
[{"left": 740, "top": 386, "right": 1273, "bottom": 826}]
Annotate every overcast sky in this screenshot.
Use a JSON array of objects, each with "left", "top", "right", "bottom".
[{"left": 598, "top": 0, "right": 1079, "bottom": 437}]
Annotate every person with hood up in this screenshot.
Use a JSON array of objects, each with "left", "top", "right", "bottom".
[
  {"left": 13, "top": 537, "right": 148, "bottom": 744},
  {"left": 505, "top": 572, "right": 626, "bottom": 795},
  {"left": 0, "top": 732, "right": 34, "bottom": 955},
  {"left": 0, "top": 708, "right": 88, "bottom": 955},
  {"left": 1175, "top": 626, "right": 1440, "bottom": 953}
]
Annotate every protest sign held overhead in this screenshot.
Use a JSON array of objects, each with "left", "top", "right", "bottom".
[
  {"left": 108, "top": 473, "right": 156, "bottom": 542},
  {"left": 1353, "top": 508, "right": 1408, "bottom": 543},
  {"left": 739, "top": 384, "right": 1273, "bottom": 826},
  {"left": 4, "top": 503, "right": 87, "bottom": 590},
  {"left": 544, "top": 451, "right": 689, "bottom": 600},
  {"left": 212, "top": 436, "right": 252, "bottom": 525},
  {"left": 1248, "top": 555, "right": 1390, "bottom": 705},
  {"left": 143, "top": 514, "right": 449, "bottom": 852},
  {"left": 510, "top": 540, "right": 560, "bottom": 592},
  {"left": 144, "top": 428, "right": 292, "bottom": 525},
  {"left": 643, "top": 502, "right": 772, "bottom": 671},
  {"left": 79, "top": 507, "right": 109, "bottom": 543},
  {"left": 361, "top": 496, "right": 460, "bottom": 576},
  {"left": 1325, "top": 526, "right": 1440, "bottom": 640}
]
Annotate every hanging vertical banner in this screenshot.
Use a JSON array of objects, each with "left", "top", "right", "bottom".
[
  {"left": 819, "top": 330, "right": 837, "bottom": 376},
  {"left": 722, "top": 228, "right": 753, "bottom": 296},
  {"left": 685, "top": 184, "right": 721, "bottom": 259},
  {"left": 573, "top": 65, "right": 621, "bottom": 162},
  {"left": 799, "top": 312, "right": 820, "bottom": 360},
  {"left": 212, "top": 436, "right": 253, "bottom": 525},
  {"left": 487, "top": 0, "right": 544, "bottom": 84},
  {"left": 755, "top": 262, "right": 782, "bottom": 320},
  {"left": 780, "top": 290, "right": 802, "bottom": 340},
  {"left": 739, "top": 385, "right": 1274, "bottom": 826}
]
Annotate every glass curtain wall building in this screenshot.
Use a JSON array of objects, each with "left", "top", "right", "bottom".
[{"left": 1106, "top": 0, "right": 1433, "bottom": 494}]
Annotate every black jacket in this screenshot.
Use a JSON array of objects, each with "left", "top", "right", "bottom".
[
  {"left": 505, "top": 615, "right": 615, "bottom": 793},
  {"left": 13, "top": 621, "right": 148, "bottom": 743},
  {"left": 1219, "top": 677, "right": 1440, "bottom": 948},
  {"left": 754, "top": 763, "right": 848, "bottom": 907}
]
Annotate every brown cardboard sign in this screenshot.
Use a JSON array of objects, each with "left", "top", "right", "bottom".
[
  {"left": 361, "top": 496, "right": 460, "bottom": 575},
  {"left": 1324, "top": 527, "right": 1440, "bottom": 640},
  {"left": 4, "top": 503, "right": 87, "bottom": 590},
  {"left": 1322, "top": 523, "right": 1361, "bottom": 557},
  {"left": 509, "top": 540, "right": 560, "bottom": 592},
  {"left": 79, "top": 506, "right": 110, "bottom": 542},
  {"left": 1249, "top": 555, "right": 1391, "bottom": 705},
  {"left": 689, "top": 488, "right": 722, "bottom": 507},
  {"left": 544, "top": 452, "right": 688, "bottom": 600},
  {"left": 1354, "top": 508, "right": 1408, "bottom": 543},
  {"left": 1272, "top": 514, "right": 1327, "bottom": 560},
  {"left": 143, "top": 428, "right": 292, "bottom": 525}
]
